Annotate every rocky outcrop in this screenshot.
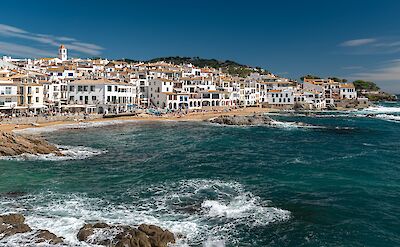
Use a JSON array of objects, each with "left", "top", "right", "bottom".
[
  {"left": 0, "top": 131, "right": 63, "bottom": 157},
  {"left": 77, "top": 223, "right": 176, "bottom": 247},
  {"left": 0, "top": 213, "right": 63, "bottom": 244},
  {"left": 209, "top": 114, "right": 274, "bottom": 126}
]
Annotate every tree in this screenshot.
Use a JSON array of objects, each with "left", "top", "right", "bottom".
[
  {"left": 352, "top": 80, "right": 380, "bottom": 91},
  {"left": 328, "top": 77, "right": 347, "bottom": 83},
  {"left": 300, "top": 75, "right": 321, "bottom": 81}
]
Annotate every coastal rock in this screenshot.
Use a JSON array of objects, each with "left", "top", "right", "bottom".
[
  {"left": 0, "top": 213, "right": 63, "bottom": 244},
  {"left": 0, "top": 131, "right": 63, "bottom": 157},
  {"left": 209, "top": 114, "right": 273, "bottom": 126},
  {"left": 35, "top": 229, "right": 64, "bottom": 244},
  {"left": 77, "top": 222, "right": 176, "bottom": 247}
]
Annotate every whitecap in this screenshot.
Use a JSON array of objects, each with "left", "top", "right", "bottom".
[
  {"left": 0, "top": 179, "right": 290, "bottom": 246},
  {"left": 354, "top": 106, "right": 400, "bottom": 114},
  {"left": 0, "top": 145, "right": 106, "bottom": 161},
  {"left": 374, "top": 114, "right": 400, "bottom": 123},
  {"left": 14, "top": 120, "right": 139, "bottom": 135}
]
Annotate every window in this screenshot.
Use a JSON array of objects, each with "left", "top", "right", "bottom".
[
  {"left": 80, "top": 96, "right": 83, "bottom": 101},
  {"left": 69, "top": 86, "right": 75, "bottom": 91},
  {"left": 5, "top": 98, "right": 11, "bottom": 103},
  {"left": 36, "top": 88, "right": 39, "bottom": 93},
  {"left": 69, "top": 96, "right": 74, "bottom": 101},
  {"left": 114, "top": 86, "right": 118, "bottom": 91},
  {"left": 68, "top": 73, "right": 73, "bottom": 76},
  {"left": 36, "top": 97, "right": 39, "bottom": 103},
  {"left": 90, "top": 86, "right": 95, "bottom": 92},
  {"left": 5, "top": 87, "right": 11, "bottom": 95},
  {"left": 92, "top": 96, "right": 97, "bottom": 101},
  {"left": 83, "top": 86, "right": 88, "bottom": 92},
  {"left": 107, "top": 86, "right": 112, "bottom": 92},
  {"left": 78, "top": 86, "right": 83, "bottom": 92}
]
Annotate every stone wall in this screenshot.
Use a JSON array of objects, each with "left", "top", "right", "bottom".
[{"left": 0, "top": 114, "right": 103, "bottom": 125}]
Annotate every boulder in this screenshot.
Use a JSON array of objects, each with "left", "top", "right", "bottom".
[
  {"left": 209, "top": 114, "right": 273, "bottom": 126},
  {"left": 35, "top": 230, "right": 63, "bottom": 244},
  {"left": 0, "top": 213, "right": 26, "bottom": 225},
  {"left": 77, "top": 223, "right": 94, "bottom": 241},
  {"left": 0, "top": 131, "right": 63, "bottom": 157},
  {"left": 77, "top": 222, "right": 176, "bottom": 247}
]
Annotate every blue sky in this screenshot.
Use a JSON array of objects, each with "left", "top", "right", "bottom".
[{"left": 1, "top": 0, "right": 400, "bottom": 92}]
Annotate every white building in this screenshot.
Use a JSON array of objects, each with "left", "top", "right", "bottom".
[
  {"left": 58, "top": 45, "right": 68, "bottom": 61},
  {"left": 67, "top": 79, "right": 135, "bottom": 114},
  {"left": 0, "top": 81, "right": 18, "bottom": 111},
  {"left": 339, "top": 83, "right": 357, "bottom": 100}
]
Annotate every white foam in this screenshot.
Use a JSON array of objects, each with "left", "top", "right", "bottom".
[
  {"left": 355, "top": 106, "right": 400, "bottom": 114},
  {"left": 270, "top": 120, "right": 324, "bottom": 129},
  {"left": 0, "top": 145, "right": 106, "bottom": 161},
  {"left": 201, "top": 193, "right": 290, "bottom": 226},
  {"left": 14, "top": 120, "right": 139, "bottom": 135},
  {"left": 0, "top": 179, "right": 290, "bottom": 246},
  {"left": 374, "top": 114, "right": 400, "bottom": 123}
]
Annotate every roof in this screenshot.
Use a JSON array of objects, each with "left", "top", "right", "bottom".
[
  {"left": 69, "top": 79, "right": 131, "bottom": 86},
  {"left": 340, "top": 83, "right": 355, "bottom": 88}
]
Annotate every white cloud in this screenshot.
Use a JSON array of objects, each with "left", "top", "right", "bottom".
[
  {"left": 0, "top": 23, "right": 103, "bottom": 57},
  {"left": 340, "top": 38, "right": 376, "bottom": 47},
  {"left": 352, "top": 60, "right": 400, "bottom": 81},
  {"left": 0, "top": 41, "right": 54, "bottom": 57}
]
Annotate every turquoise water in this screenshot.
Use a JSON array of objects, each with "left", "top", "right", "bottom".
[{"left": 1, "top": 102, "right": 400, "bottom": 246}]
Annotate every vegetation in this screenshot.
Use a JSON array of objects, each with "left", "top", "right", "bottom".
[
  {"left": 328, "top": 77, "right": 347, "bottom": 83},
  {"left": 121, "top": 56, "right": 270, "bottom": 77},
  {"left": 300, "top": 75, "right": 321, "bottom": 81},
  {"left": 352, "top": 80, "right": 380, "bottom": 91}
]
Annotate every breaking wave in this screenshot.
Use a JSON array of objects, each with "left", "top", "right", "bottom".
[
  {"left": 0, "top": 145, "right": 106, "bottom": 161},
  {"left": 14, "top": 120, "right": 139, "bottom": 135},
  {"left": 374, "top": 114, "right": 400, "bottom": 123},
  {"left": 0, "top": 179, "right": 290, "bottom": 246}
]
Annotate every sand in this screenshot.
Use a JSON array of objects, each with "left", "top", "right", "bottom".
[{"left": 0, "top": 107, "right": 275, "bottom": 133}]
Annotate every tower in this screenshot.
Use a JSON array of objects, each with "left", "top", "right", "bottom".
[{"left": 58, "top": 44, "right": 67, "bottom": 61}]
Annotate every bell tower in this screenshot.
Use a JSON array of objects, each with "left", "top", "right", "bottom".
[{"left": 58, "top": 44, "right": 67, "bottom": 61}]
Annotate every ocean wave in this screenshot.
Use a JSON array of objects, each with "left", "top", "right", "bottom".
[
  {"left": 0, "top": 145, "right": 106, "bottom": 161},
  {"left": 14, "top": 120, "right": 139, "bottom": 135},
  {"left": 270, "top": 120, "right": 324, "bottom": 129},
  {"left": 374, "top": 114, "right": 400, "bottom": 123},
  {"left": 0, "top": 179, "right": 290, "bottom": 246},
  {"left": 354, "top": 106, "right": 400, "bottom": 114}
]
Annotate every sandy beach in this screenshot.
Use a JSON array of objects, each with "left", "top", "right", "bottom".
[{"left": 0, "top": 107, "right": 274, "bottom": 133}]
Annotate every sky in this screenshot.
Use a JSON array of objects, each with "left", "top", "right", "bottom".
[{"left": 1, "top": 0, "right": 400, "bottom": 93}]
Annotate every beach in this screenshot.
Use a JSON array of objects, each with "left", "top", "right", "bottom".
[{"left": 0, "top": 107, "right": 274, "bottom": 133}]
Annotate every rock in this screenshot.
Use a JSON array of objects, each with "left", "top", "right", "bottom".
[
  {"left": 77, "top": 222, "right": 176, "bottom": 247},
  {"left": 138, "top": 224, "right": 175, "bottom": 247},
  {"left": 0, "top": 214, "right": 32, "bottom": 238},
  {"left": 209, "top": 114, "right": 273, "bottom": 126},
  {"left": 0, "top": 213, "right": 25, "bottom": 225},
  {"left": 0, "top": 131, "right": 63, "bottom": 157},
  {"left": 3, "top": 191, "right": 27, "bottom": 198},
  {"left": 77, "top": 223, "right": 94, "bottom": 241},
  {"left": 35, "top": 229, "right": 63, "bottom": 244},
  {"left": 0, "top": 213, "right": 63, "bottom": 244}
]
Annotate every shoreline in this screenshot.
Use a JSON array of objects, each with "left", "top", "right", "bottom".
[{"left": 0, "top": 107, "right": 275, "bottom": 133}]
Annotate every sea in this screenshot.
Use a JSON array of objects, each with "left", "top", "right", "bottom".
[{"left": 1, "top": 101, "right": 399, "bottom": 246}]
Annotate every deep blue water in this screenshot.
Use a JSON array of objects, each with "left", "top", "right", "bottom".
[{"left": 0, "top": 103, "right": 399, "bottom": 246}]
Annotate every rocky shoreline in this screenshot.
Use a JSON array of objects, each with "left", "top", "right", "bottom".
[
  {"left": 0, "top": 131, "right": 62, "bottom": 157},
  {"left": 209, "top": 114, "right": 275, "bottom": 125},
  {"left": 209, "top": 114, "right": 314, "bottom": 127},
  {"left": 0, "top": 213, "right": 176, "bottom": 247}
]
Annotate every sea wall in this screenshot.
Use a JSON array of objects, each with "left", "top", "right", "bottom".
[{"left": 0, "top": 114, "right": 103, "bottom": 125}]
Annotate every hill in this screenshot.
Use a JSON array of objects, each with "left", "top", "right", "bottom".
[{"left": 122, "top": 56, "right": 270, "bottom": 77}]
